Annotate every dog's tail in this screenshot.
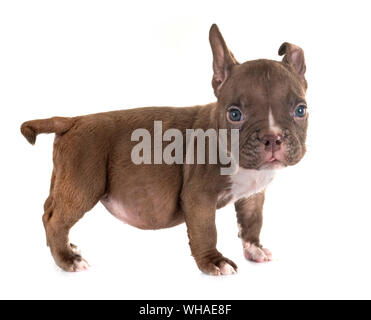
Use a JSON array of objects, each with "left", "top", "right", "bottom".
[{"left": 20, "top": 116, "right": 74, "bottom": 145}]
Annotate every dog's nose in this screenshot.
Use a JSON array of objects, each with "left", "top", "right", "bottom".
[{"left": 261, "top": 134, "right": 282, "bottom": 152}]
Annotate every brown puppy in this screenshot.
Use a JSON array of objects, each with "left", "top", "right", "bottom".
[{"left": 20, "top": 24, "right": 308, "bottom": 275}]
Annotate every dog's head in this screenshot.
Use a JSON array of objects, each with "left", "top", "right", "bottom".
[{"left": 209, "top": 24, "right": 308, "bottom": 170}]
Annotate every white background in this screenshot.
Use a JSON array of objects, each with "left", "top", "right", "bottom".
[{"left": 1, "top": 0, "right": 371, "bottom": 299}]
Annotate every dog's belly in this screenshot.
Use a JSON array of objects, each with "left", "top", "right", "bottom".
[
  {"left": 101, "top": 165, "right": 184, "bottom": 230},
  {"left": 101, "top": 194, "right": 184, "bottom": 230},
  {"left": 101, "top": 197, "right": 138, "bottom": 226}
]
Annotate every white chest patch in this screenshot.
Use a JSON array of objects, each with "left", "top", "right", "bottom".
[{"left": 228, "top": 167, "right": 275, "bottom": 202}]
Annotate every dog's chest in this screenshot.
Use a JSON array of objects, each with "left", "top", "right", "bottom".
[{"left": 218, "top": 168, "right": 275, "bottom": 206}]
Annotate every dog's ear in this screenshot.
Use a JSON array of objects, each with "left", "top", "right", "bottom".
[
  {"left": 278, "top": 42, "right": 306, "bottom": 79},
  {"left": 209, "top": 24, "right": 238, "bottom": 97}
]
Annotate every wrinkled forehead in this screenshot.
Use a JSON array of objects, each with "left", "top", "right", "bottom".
[{"left": 219, "top": 59, "right": 305, "bottom": 107}]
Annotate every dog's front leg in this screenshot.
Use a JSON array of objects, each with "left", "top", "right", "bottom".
[
  {"left": 235, "top": 191, "right": 272, "bottom": 263},
  {"left": 182, "top": 190, "right": 237, "bottom": 275}
]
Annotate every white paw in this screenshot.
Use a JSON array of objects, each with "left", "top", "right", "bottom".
[
  {"left": 72, "top": 257, "right": 90, "bottom": 272},
  {"left": 243, "top": 242, "right": 272, "bottom": 263},
  {"left": 219, "top": 262, "right": 237, "bottom": 275}
]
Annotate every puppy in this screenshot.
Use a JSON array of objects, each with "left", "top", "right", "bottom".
[{"left": 21, "top": 24, "right": 308, "bottom": 275}]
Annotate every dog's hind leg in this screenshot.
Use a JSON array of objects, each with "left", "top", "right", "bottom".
[
  {"left": 43, "top": 144, "right": 107, "bottom": 272},
  {"left": 42, "top": 169, "right": 56, "bottom": 246},
  {"left": 42, "top": 169, "right": 80, "bottom": 252}
]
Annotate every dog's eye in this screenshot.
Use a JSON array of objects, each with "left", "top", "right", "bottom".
[
  {"left": 228, "top": 107, "right": 243, "bottom": 122},
  {"left": 294, "top": 105, "right": 307, "bottom": 118}
]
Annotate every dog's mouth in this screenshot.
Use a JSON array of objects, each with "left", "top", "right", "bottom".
[
  {"left": 240, "top": 135, "right": 304, "bottom": 170},
  {"left": 258, "top": 157, "right": 286, "bottom": 170},
  {"left": 239, "top": 150, "right": 287, "bottom": 170}
]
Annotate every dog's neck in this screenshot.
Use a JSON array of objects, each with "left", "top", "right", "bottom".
[
  {"left": 217, "top": 167, "right": 276, "bottom": 208},
  {"left": 230, "top": 167, "right": 276, "bottom": 199}
]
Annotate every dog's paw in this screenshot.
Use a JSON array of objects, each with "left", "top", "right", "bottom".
[
  {"left": 219, "top": 261, "right": 238, "bottom": 275},
  {"left": 198, "top": 257, "right": 238, "bottom": 276},
  {"left": 53, "top": 250, "right": 90, "bottom": 272},
  {"left": 243, "top": 242, "right": 272, "bottom": 263},
  {"left": 70, "top": 255, "right": 90, "bottom": 272}
]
